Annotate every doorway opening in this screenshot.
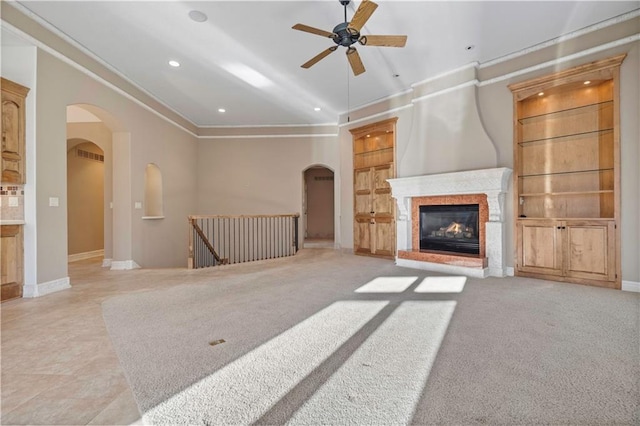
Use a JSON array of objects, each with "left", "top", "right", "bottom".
[
  {"left": 303, "top": 166, "right": 334, "bottom": 249},
  {"left": 67, "top": 139, "right": 105, "bottom": 262}
]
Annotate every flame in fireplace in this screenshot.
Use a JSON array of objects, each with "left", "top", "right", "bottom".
[{"left": 445, "top": 222, "right": 464, "bottom": 233}]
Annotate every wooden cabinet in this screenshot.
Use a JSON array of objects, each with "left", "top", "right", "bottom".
[
  {"left": 1, "top": 225, "right": 23, "bottom": 301},
  {"left": 509, "top": 55, "right": 624, "bottom": 288},
  {"left": 354, "top": 163, "right": 395, "bottom": 257},
  {"left": 350, "top": 118, "right": 397, "bottom": 259},
  {"left": 1, "top": 78, "right": 29, "bottom": 184},
  {"left": 518, "top": 220, "right": 615, "bottom": 283}
]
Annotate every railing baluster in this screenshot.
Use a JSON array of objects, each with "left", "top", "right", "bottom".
[{"left": 188, "top": 214, "right": 300, "bottom": 268}]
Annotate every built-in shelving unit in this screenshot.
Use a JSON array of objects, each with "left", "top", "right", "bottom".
[{"left": 509, "top": 54, "right": 625, "bottom": 289}]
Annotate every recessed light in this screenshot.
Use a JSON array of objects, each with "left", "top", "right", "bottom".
[
  {"left": 366, "top": 134, "right": 370, "bottom": 138},
  {"left": 314, "top": 107, "right": 321, "bottom": 112},
  {"left": 218, "top": 108, "right": 226, "bottom": 113},
  {"left": 168, "top": 60, "right": 180, "bottom": 67},
  {"left": 189, "top": 10, "right": 208, "bottom": 23},
  {"left": 584, "top": 80, "right": 591, "bottom": 85},
  {"left": 538, "top": 92, "right": 544, "bottom": 96}
]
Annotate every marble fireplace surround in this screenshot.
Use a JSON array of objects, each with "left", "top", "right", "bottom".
[{"left": 388, "top": 167, "right": 512, "bottom": 278}]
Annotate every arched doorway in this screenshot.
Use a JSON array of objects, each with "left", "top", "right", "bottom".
[
  {"left": 303, "top": 166, "right": 335, "bottom": 248},
  {"left": 66, "top": 103, "right": 134, "bottom": 269},
  {"left": 66, "top": 140, "right": 105, "bottom": 262}
]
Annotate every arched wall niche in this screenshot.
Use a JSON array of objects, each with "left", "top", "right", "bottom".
[{"left": 143, "top": 163, "right": 164, "bottom": 218}]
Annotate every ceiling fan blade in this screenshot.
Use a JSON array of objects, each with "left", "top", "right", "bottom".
[
  {"left": 346, "top": 47, "right": 365, "bottom": 76},
  {"left": 349, "top": 0, "right": 378, "bottom": 32},
  {"left": 301, "top": 46, "right": 338, "bottom": 69},
  {"left": 292, "top": 24, "right": 335, "bottom": 39},
  {"left": 360, "top": 35, "right": 407, "bottom": 47}
]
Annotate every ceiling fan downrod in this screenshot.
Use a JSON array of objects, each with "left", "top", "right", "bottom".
[{"left": 333, "top": 0, "right": 359, "bottom": 48}]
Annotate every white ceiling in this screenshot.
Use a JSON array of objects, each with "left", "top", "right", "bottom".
[{"left": 6, "top": 1, "right": 640, "bottom": 127}]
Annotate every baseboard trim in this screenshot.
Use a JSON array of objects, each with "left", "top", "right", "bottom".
[
  {"left": 110, "top": 260, "right": 140, "bottom": 270},
  {"left": 621, "top": 280, "right": 640, "bottom": 293},
  {"left": 102, "top": 258, "right": 112, "bottom": 268},
  {"left": 68, "top": 249, "right": 104, "bottom": 263},
  {"left": 23, "top": 277, "right": 71, "bottom": 298}
]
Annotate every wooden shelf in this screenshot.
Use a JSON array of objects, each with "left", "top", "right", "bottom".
[
  {"left": 518, "top": 100, "right": 612, "bottom": 124},
  {"left": 519, "top": 168, "right": 614, "bottom": 179},
  {"left": 519, "top": 128, "right": 613, "bottom": 146},
  {"left": 520, "top": 190, "right": 613, "bottom": 197}
]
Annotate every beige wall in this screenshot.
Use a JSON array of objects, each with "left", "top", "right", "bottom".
[
  {"left": 197, "top": 136, "right": 339, "bottom": 247},
  {"left": 32, "top": 49, "right": 199, "bottom": 282},
  {"left": 66, "top": 141, "right": 104, "bottom": 255}
]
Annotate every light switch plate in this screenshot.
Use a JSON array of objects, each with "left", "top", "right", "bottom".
[
  {"left": 134, "top": 202, "right": 142, "bottom": 209},
  {"left": 49, "top": 197, "right": 59, "bottom": 207}
]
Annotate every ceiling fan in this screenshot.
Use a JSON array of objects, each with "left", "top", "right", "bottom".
[{"left": 293, "top": 0, "right": 407, "bottom": 76}]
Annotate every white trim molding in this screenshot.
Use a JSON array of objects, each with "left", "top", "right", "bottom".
[
  {"left": 23, "top": 277, "right": 71, "bottom": 298},
  {"left": 68, "top": 249, "right": 104, "bottom": 263},
  {"left": 110, "top": 260, "right": 141, "bottom": 270},
  {"left": 621, "top": 280, "right": 640, "bottom": 293},
  {"left": 102, "top": 258, "right": 113, "bottom": 268}
]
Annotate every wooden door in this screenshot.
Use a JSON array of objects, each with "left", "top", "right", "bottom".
[
  {"left": 1, "top": 78, "right": 29, "bottom": 184},
  {"left": 564, "top": 220, "right": 615, "bottom": 282},
  {"left": 354, "top": 167, "right": 373, "bottom": 255},
  {"left": 353, "top": 165, "right": 395, "bottom": 258},
  {"left": 517, "top": 220, "right": 563, "bottom": 276},
  {"left": 371, "top": 164, "right": 395, "bottom": 257},
  {"left": 1, "top": 225, "right": 23, "bottom": 301}
]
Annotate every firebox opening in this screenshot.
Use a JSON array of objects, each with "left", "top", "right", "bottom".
[{"left": 419, "top": 204, "right": 480, "bottom": 255}]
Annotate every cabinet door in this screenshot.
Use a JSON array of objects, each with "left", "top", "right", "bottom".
[
  {"left": 354, "top": 168, "right": 373, "bottom": 255},
  {"left": 1, "top": 225, "right": 23, "bottom": 301},
  {"left": 371, "top": 164, "right": 395, "bottom": 257},
  {"left": 1, "top": 90, "right": 25, "bottom": 184},
  {"left": 353, "top": 166, "right": 395, "bottom": 258},
  {"left": 564, "top": 221, "right": 615, "bottom": 282},
  {"left": 517, "top": 220, "right": 563, "bottom": 276}
]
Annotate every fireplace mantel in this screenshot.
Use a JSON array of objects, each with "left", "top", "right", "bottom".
[{"left": 388, "top": 168, "right": 512, "bottom": 278}]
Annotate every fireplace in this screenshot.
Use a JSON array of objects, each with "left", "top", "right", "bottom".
[
  {"left": 420, "top": 204, "right": 479, "bottom": 255},
  {"left": 387, "top": 168, "right": 512, "bottom": 278}
]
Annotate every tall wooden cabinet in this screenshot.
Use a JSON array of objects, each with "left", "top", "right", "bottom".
[
  {"left": 350, "top": 118, "right": 397, "bottom": 259},
  {"left": 1, "top": 77, "right": 29, "bottom": 302},
  {"left": 509, "top": 55, "right": 624, "bottom": 289}
]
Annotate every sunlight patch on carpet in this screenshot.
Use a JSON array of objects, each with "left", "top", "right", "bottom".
[
  {"left": 287, "top": 301, "right": 456, "bottom": 425},
  {"left": 354, "top": 276, "right": 419, "bottom": 293},
  {"left": 142, "top": 301, "right": 388, "bottom": 424},
  {"left": 415, "top": 276, "right": 467, "bottom": 293}
]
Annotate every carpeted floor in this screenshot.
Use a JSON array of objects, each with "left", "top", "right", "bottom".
[{"left": 101, "top": 248, "right": 640, "bottom": 425}]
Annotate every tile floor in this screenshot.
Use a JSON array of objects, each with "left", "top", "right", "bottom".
[{"left": 1, "top": 258, "right": 149, "bottom": 425}]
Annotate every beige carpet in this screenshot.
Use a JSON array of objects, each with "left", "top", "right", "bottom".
[{"left": 101, "top": 248, "right": 640, "bottom": 425}]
